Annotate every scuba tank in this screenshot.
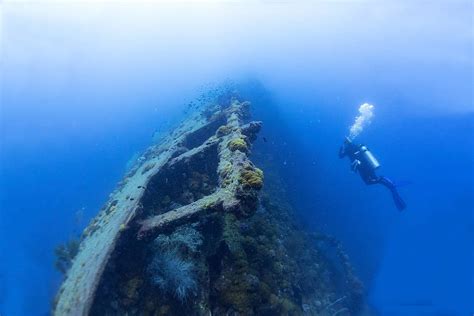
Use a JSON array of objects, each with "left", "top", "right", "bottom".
[{"left": 359, "top": 145, "right": 381, "bottom": 170}]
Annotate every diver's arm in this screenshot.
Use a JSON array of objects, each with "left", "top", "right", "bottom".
[{"left": 351, "top": 159, "right": 361, "bottom": 171}]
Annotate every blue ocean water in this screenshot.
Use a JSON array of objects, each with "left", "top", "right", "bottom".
[{"left": 1, "top": 2, "right": 472, "bottom": 315}]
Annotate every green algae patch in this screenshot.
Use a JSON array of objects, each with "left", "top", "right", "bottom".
[
  {"left": 216, "top": 213, "right": 258, "bottom": 313},
  {"left": 216, "top": 125, "right": 232, "bottom": 136},
  {"left": 239, "top": 168, "right": 264, "bottom": 190},
  {"left": 218, "top": 161, "right": 233, "bottom": 181},
  {"left": 228, "top": 138, "right": 248, "bottom": 152}
]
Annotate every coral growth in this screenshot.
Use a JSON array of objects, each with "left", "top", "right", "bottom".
[
  {"left": 54, "top": 238, "right": 80, "bottom": 274},
  {"left": 119, "top": 277, "right": 143, "bottom": 306},
  {"left": 211, "top": 201, "right": 306, "bottom": 314},
  {"left": 153, "top": 226, "right": 203, "bottom": 253},
  {"left": 89, "top": 172, "right": 364, "bottom": 315},
  {"left": 228, "top": 138, "right": 248, "bottom": 152},
  {"left": 147, "top": 250, "right": 197, "bottom": 302},
  {"left": 239, "top": 167, "right": 264, "bottom": 190},
  {"left": 216, "top": 125, "right": 232, "bottom": 136},
  {"left": 147, "top": 226, "right": 202, "bottom": 302}
]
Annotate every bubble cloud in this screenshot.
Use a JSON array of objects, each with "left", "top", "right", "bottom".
[{"left": 349, "top": 103, "right": 374, "bottom": 140}]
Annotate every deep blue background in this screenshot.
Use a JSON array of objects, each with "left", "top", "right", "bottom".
[
  {"left": 246, "top": 87, "right": 473, "bottom": 315},
  {"left": 1, "top": 85, "right": 473, "bottom": 316},
  {"left": 1, "top": 2, "right": 472, "bottom": 315}
]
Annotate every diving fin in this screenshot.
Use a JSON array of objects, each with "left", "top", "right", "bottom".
[{"left": 392, "top": 190, "right": 407, "bottom": 211}]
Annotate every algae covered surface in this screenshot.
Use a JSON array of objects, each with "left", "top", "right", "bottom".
[{"left": 53, "top": 91, "right": 367, "bottom": 316}]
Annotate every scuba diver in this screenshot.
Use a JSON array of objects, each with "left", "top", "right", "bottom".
[{"left": 339, "top": 137, "right": 406, "bottom": 211}]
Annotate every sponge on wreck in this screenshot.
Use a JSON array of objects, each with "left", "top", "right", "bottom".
[
  {"left": 239, "top": 168, "right": 264, "bottom": 190},
  {"left": 228, "top": 138, "right": 248, "bottom": 153}
]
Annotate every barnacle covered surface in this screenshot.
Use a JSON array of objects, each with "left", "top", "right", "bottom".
[{"left": 53, "top": 91, "right": 367, "bottom": 316}]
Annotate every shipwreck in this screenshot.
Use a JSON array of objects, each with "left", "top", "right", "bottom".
[{"left": 53, "top": 91, "right": 365, "bottom": 316}]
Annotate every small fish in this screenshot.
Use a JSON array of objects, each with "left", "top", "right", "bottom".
[{"left": 263, "top": 137, "right": 268, "bottom": 143}]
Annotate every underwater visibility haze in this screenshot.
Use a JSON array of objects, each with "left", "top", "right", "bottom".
[{"left": 1, "top": 1, "right": 473, "bottom": 315}]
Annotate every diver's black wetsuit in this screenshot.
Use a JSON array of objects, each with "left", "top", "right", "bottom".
[{"left": 339, "top": 139, "right": 406, "bottom": 211}]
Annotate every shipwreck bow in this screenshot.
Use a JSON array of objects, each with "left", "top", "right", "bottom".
[{"left": 54, "top": 98, "right": 263, "bottom": 315}]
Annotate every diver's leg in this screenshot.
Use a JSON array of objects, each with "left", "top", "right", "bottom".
[
  {"left": 362, "top": 169, "right": 379, "bottom": 185},
  {"left": 365, "top": 177, "right": 379, "bottom": 185},
  {"left": 377, "top": 176, "right": 407, "bottom": 211}
]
